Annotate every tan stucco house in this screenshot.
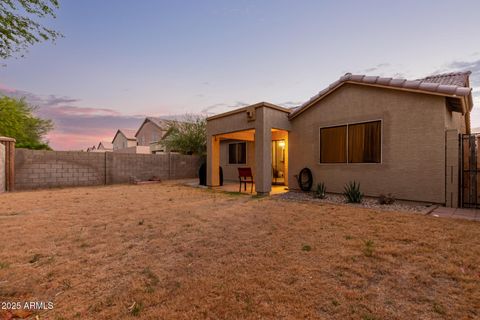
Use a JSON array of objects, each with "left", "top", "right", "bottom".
[
  {"left": 135, "top": 117, "right": 170, "bottom": 153},
  {"left": 112, "top": 129, "right": 149, "bottom": 154},
  {"left": 206, "top": 72, "right": 474, "bottom": 207}
]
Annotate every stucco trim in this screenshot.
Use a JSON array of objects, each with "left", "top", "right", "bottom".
[{"left": 207, "top": 102, "right": 291, "bottom": 121}]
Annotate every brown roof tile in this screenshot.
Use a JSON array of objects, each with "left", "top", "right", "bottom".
[{"left": 290, "top": 71, "right": 473, "bottom": 118}]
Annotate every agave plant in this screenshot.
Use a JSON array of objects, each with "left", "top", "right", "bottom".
[
  {"left": 313, "top": 182, "right": 326, "bottom": 199},
  {"left": 344, "top": 181, "right": 363, "bottom": 203}
]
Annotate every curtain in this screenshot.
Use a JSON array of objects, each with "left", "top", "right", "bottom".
[
  {"left": 228, "top": 144, "right": 236, "bottom": 164},
  {"left": 320, "top": 126, "right": 347, "bottom": 163},
  {"left": 348, "top": 121, "right": 381, "bottom": 163}
]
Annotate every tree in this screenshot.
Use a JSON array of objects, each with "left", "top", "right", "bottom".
[
  {"left": 161, "top": 115, "right": 207, "bottom": 156},
  {"left": 0, "top": 96, "right": 53, "bottom": 149},
  {"left": 0, "top": 0, "right": 61, "bottom": 59}
]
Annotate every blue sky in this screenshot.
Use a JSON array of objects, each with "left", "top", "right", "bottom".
[{"left": 1, "top": 0, "right": 480, "bottom": 149}]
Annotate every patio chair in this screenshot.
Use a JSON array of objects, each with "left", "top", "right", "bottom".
[{"left": 238, "top": 167, "right": 254, "bottom": 193}]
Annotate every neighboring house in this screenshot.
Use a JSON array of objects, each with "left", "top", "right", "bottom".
[
  {"left": 135, "top": 117, "right": 171, "bottom": 153},
  {"left": 206, "top": 71, "right": 474, "bottom": 208},
  {"left": 96, "top": 141, "right": 113, "bottom": 152},
  {"left": 112, "top": 129, "right": 141, "bottom": 152},
  {"left": 86, "top": 145, "right": 96, "bottom": 152}
]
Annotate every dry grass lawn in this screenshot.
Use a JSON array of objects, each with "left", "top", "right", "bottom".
[{"left": 0, "top": 182, "right": 479, "bottom": 319}]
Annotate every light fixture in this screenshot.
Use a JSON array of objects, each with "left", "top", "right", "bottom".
[{"left": 278, "top": 140, "right": 285, "bottom": 148}]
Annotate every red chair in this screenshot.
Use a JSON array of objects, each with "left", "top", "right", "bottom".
[{"left": 238, "top": 167, "right": 254, "bottom": 193}]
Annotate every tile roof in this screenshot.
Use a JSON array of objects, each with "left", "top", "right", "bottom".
[
  {"left": 98, "top": 141, "right": 113, "bottom": 149},
  {"left": 416, "top": 71, "right": 471, "bottom": 87},
  {"left": 118, "top": 129, "right": 137, "bottom": 140},
  {"left": 290, "top": 71, "right": 473, "bottom": 118},
  {"left": 146, "top": 117, "right": 171, "bottom": 130}
]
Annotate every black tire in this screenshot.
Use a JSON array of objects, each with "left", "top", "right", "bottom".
[{"left": 298, "top": 167, "right": 313, "bottom": 192}]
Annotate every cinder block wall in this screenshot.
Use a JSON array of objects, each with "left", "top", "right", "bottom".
[
  {"left": 0, "top": 144, "right": 5, "bottom": 192},
  {"left": 15, "top": 149, "right": 201, "bottom": 190}
]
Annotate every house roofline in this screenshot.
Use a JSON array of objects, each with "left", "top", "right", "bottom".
[
  {"left": 289, "top": 78, "right": 472, "bottom": 120},
  {"left": 112, "top": 129, "right": 136, "bottom": 143},
  {"left": 207, "top": 102, "right": 291, "bottom": 121}
]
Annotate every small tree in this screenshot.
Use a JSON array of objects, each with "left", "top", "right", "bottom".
[
  {"left": 0, "top": 0, "right": 62, "bottom": 59},
  {"left": 161, "top": 115, "right": 206, "bottom": 156},
  {"left": 0, "top": 96, "right": 53, "bottom": 149}
]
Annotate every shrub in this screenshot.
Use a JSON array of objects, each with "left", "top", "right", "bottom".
[
  {"left": 363, "top": 240, "right": 374, "bottom": 257},
  {"left": 343, "top": 181, "right": 363, "bottom": 203},
  {"left": 379, "top": 193, "right": 395, "bottom": 205},
  {"left": 313, "top": 182, "right": 326, "bottom": 199}
]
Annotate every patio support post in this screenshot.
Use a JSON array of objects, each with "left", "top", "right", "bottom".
[
  {"left": 255, "top": 108, "right": 272, "bottom": 196},
  {"left": 207, "top": 134, "right": 220, "bottom": 187}
]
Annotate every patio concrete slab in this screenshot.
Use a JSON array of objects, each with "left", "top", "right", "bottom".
[{"left": 430, "top": 207, "right": 479, "bottom": 222}]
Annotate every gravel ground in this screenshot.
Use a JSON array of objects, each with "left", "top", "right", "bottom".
[{"left": 274, "top": 191, "right": 435, "bottom": 214}]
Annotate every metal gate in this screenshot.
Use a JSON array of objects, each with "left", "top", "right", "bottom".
[{"left": 461, "top": 134, "right": 480, "bottom": 208}]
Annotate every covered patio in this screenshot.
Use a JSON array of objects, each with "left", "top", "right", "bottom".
[{"left": 206, "top": 102, "right": 292, "bottom": 196}]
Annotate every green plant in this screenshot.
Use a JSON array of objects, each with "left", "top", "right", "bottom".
[
  {"left": 0, "top": 0, "right": 62, "bottom": 59},
  {"left": 0, "top": 261, "right": 10, "bottom": 269},
  {"left": 302, "top": 244, "right": 312, "bottom": 252},
  {"left": 343, "top": 181, "right": 363, "bottom": 203},
  {"left": 363, "top": 240, "right": 374, "bottom": 257},
  {"left": 379, "top": 193, "right": 395, "bottom": 205},
  {"left": 313, "top": 182, "right": 326, "bottom": 199},
  {"left": 160, "top": 115, "right": 206, "bottom": 156}
]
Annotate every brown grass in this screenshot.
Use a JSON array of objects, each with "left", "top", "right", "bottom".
[{"left": 0, "top": 182, "right": 479, "bottom": 319}]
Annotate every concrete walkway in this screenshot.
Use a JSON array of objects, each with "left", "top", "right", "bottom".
[{"left": 430, "top": 207, "right": 480, "bottom": 222}]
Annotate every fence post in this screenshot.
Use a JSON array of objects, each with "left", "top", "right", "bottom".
[{"left": 0, "top": 137, "right": 16, "bottom": 192}]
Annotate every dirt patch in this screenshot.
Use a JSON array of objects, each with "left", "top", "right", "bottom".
[{"left": 0, "top": 182, "right": 479, "bottom": 319}]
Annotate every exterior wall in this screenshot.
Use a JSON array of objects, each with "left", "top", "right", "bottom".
[
  {"left": 220, "top": 140, "right": 255, "bottom": 181},
  {"left": 14, "top": 149, "right": 201, "bottom": 190},
  {"left": 289, "top": 84, "right": 448, "bottom": 204},
  {"left": 444, "top": 104, "right": 467, "bottom": 133},
  {"left": 112, "top": 134, "right": 136, "bottom": 150},
  {"left": 207, "top": 104, "right": 291, "bottom": 194},
  {"left": 113, "top": 146, "right": 151, "bottom": 154},
  {"left": 0, "top": 143, "right": 5, "bottom": 193},
  {"left": 136, "top": 121, "right": 166, "bottom": 146}
]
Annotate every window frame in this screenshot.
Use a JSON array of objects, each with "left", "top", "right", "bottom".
[
  {"left": 318, "top": 119, "right": 383, "bottom": 165},
  {"left": 228, "top": 141, "right": 247, "bottom": 165}
]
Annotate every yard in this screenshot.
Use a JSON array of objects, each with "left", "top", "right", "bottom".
[{"left": 0, "top": 183, "right": 479, "bottom": 319}]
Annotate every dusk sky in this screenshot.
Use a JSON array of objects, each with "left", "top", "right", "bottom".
[{"left": 1, "top": 0, "right": 480, "bottom": 150}]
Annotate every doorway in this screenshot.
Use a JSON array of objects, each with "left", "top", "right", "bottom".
[{"left": 272, "top": 139, "right": 286, "bottom": 185}]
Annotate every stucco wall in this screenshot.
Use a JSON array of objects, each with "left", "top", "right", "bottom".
[
  {"left": 220, "top": 140, "right": 255, "bottom": 181},
  {"left": 289, "top": 84, "right": 453, "bottom": 204},
  {"left": 14, "top": 149, "right": 201, "bottom": 190},
  {"left": 112, "top": 134, "right": 136, "bottom": 150},
  {"left": 113, "top": 146, "right": 151, "bottom": 154},
  {"left": 136, "top": 121, "right": 166, "bottom": 146},
  {"left": 0, "top": 143, "right": 5, "bottom": 193}
]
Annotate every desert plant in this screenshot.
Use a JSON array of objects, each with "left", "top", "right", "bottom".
[
  {"left": 363, "top": 240, "right": 374, "bottom": 257},
  {"left": 379, "top": 193, "right": 395, "bottom": 205},
  {"left": 313, "top": 182, "right": 326, "bottom": 199},
  {"left": 343, "top": 181, "right": 363, "bottom": 203}
]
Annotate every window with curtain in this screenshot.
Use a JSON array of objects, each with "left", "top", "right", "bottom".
[
  {"left": 228, "top": 142, "right": 247, "bottom": 164},
  {"left": 320, "top": 126, "right": 347, "bottom": 163},
  {"left": 320, "top": 121, "right": 381, "bottom": 163},
  {"left": 348, "top": 121, "right": 381, "bottom": 163}
]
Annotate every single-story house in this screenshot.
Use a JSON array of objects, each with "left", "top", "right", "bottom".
[
  {"left": 135, "top": 117, "right": 170, "bottom": 153},
  {"left": 206, "top": 71, "right": 474, "bottom": 207}
]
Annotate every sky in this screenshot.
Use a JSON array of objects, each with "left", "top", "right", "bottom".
[{"left": 1, "top": 0, "right": 480, "bottom": 150}]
